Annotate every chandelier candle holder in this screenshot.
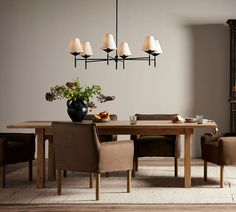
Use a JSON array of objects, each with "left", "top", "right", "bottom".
[{"left": 68, "top": 0, "right": 163, "bottom": 70}]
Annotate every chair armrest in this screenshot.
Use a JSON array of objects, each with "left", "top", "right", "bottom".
[
  {"left": 99, "top": 140, "right": 134, "bottom": 173},
  {"left": 219, "top": 137, "right": 236, "bottom": 165},
  {"left": 201, "top": 132, "right": 224, "bottom": 144},
  {"left": 0, "top": 133, "right": 35, "bottom": 143},
  {"left": 201, "top": 132, "right": 236, "bottom": 146},
  {"left": 0, "top": 137, "right": 7, "bottom": 164}
]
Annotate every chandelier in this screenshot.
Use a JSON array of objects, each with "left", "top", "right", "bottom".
[{"left": 68, "top": 0, "right": 163, "bottom": 70}]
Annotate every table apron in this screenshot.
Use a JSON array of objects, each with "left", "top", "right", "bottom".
[{"left": 97, "top": 127, "right": 190, "bottom": 135}]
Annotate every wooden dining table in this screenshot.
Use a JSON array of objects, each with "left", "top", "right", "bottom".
[{"left": 7, "top": 120, "right": 217, "bottom": 189}]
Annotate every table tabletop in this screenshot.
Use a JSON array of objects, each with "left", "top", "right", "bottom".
[{"left": 7, "top": 120, "right": 217, "bottom": 129}]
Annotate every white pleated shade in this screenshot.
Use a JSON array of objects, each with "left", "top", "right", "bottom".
[
  {"left": 68, "top": 37, "right": 83, "bottom": 54},
  {"left": 154, "top": 40, "right": 163, "bottom": 54},
  {"left": 143, "top": 35, "right": 157, "bottom": 52},
  {"left": 102, "top": 34, "right": 117, "bottom": 50},
  {"left": 118, "top": 42, "right": 131, "bottom": 57},
  {"left": 81, "top": 41, "right": 93, "bottom": 56}
]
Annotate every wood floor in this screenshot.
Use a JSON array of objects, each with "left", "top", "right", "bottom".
[
  {"left": 1, "top": 204, "right": 236, "bottom": 212},
  {"left": 1, "top": 158, "right": 236, "bottom": 212}
]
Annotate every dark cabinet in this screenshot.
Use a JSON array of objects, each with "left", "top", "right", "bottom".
[{"left": 227, "top": 19, "right": 236, "bottom": 132}]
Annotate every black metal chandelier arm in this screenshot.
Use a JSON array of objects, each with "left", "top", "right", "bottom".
[
  {"left": 85, "top": 59, "right": 108, "bottom": 63},
  {"left": 76, "top": 58, "right": 107, "bottom": 62},
  {"left": 125, "top": 57, "right": 154, "bottom": 61},
  {"left": 108, "top": 55, "right": 116, "bottom": 59},
  {"left": 73, "top": 56, "right": 158, "bottom": 70},
  {"left": 75, "top": 57, "right": 124, "bottom": 62},
  {"left": 108, "top": 56, "right": 123, "bottom": 62}
]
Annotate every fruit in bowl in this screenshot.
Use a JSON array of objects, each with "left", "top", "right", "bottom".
[{"left": 94, "top": 111, "right": 110, "bottom": 122}]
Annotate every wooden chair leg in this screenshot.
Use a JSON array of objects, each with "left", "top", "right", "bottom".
[
  {"left": 204, "top": 161, "right": 207, "bottom": 181},
  {"left": 105, "top": 172, "right": 109, "bottom": 177},
  {"left": 220, "top": 165, "right": 224, "bottom": 188},
  {"left": 89, "top": 173, "right": 94, "bottom": 188},
  {"left": 63, "top": 170, "right": 67, "bottom": 178},
  {"left": 57, "top": 169, "right": 62, "bottom": 195},
  {"left": 174, "top": 157, "right": 178, "bottom": 177},
  {"left": 48, "top": 137, "right": 56, "bottom": 181},
  {"left": 29, "top": 160, "right": 33, "bottom": 181},
  {"left": 96, "top": 172, "right": 100, "bottom": 201},
  {"left": 127, "top": 170, "right": 131, "bottom": 193},
  {"left": 0, "top": 165, "right": 5, "bottom": 188},
  {"left": 132, "top": 157, "right": 138, "bottom": 177},
  {"left": 132, "top": 170, "right": 135, "bottom": 177},
  {"left": 135, "top": 157, "right": 138, "bottom": 171}
]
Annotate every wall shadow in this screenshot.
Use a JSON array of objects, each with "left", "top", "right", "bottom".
[{"left": 188, "top": 24, "right": 230, "bottom": 157}]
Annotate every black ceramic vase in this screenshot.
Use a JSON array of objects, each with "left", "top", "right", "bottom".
[{"left": 67, "top": 99, "right": 88, "bottom": 122}]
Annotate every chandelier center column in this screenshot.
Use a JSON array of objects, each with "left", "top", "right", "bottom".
[{"left": 115, "top": 0, "right": 118, "bottom": 69}]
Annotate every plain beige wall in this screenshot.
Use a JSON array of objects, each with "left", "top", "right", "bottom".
[{"left": 0, "top": 0, "right": 234, "bottom": 157}]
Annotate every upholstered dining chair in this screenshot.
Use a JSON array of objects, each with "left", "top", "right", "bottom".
[
  {"left": 0, "top": 133, "right": 35, "bottom": 188},
  {"left": 201, "top": 132, "right": 236, "bottom": 188},
  {"left": 62, "top": 114, "right": 118, "bottom": 178},
  {"left": 131, "top": 114, "right": 181, "bottom": 177},
  {"left": 52, "top": 122, "right": 134, "bottom": 200}
]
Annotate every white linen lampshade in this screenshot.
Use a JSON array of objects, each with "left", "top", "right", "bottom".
[
  {"left": 102, "top": 34, "right": 117, "bottom": 52},
  {"left": 68, "top": 37, "right": 83, "bottom": 55},
  {"left": 81, "top": 41, "right": 93, "bottom": 56},
  {"left": 143, "top": 35, "right": 157, "bottom": 53},
  {"left": 118, "top": 42, "right": 131, "bottom": 57},
  {"left": 154, "top": 40, "right": 163, "bottom": 54}
]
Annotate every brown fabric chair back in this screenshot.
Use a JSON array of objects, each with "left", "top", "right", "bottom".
[
  {"left": 52, "top": 122, "right": 100, "bottom": 172},
  {"left": 0, "top": 133, "right": 35, "bottom": 165},
  {"left": 133, "top": 114, "right": 178, "bottom": 138},
  {"left": 136, "top": 114, "right": 177, "bottom": 121},
  {"left": 84, "top": 114, "right": 117, "bottom": 121},
  {"left": 84, "top": 114, "right": 117, "bottom": 142},
  {"left": 0, "top": 133, "right": 35, "bottom": 187},
  {"left": 0, "top": 137, "right": 6, "bottom": 165},
  {"left": 131, "top": 114, "right": 181, "bottom": 158}
]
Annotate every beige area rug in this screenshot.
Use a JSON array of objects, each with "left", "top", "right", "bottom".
[{"left": 1, "top": 160, "right": 236, "bottom": 204}]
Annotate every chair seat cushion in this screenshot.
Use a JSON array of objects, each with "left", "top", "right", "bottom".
[
  {"left": 134, "top": 136, "right": 176, "bottom": 157},
  {"left": 202, "top": 141, "right": 220, "bottom": 165}
]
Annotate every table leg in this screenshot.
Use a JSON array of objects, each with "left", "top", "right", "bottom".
[
  {"left": 48, "top": 136, "right": 56, "bottom": 181},
  {"left": 36, "top": 128, "right": 45, "bottom": 188},
  {"left": 184, "top": 128, "right": 192, "bottom": 188}
]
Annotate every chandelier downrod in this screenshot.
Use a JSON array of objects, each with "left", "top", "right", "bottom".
[
  {"left": 116, "top": 0, "right": 118, "bottom": 51},
  {"left": 68, "top": 0, "right": 163, "bottom": 70},
  {"left": 115, "top": 0, "right": 118, "bottom": 69}
]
